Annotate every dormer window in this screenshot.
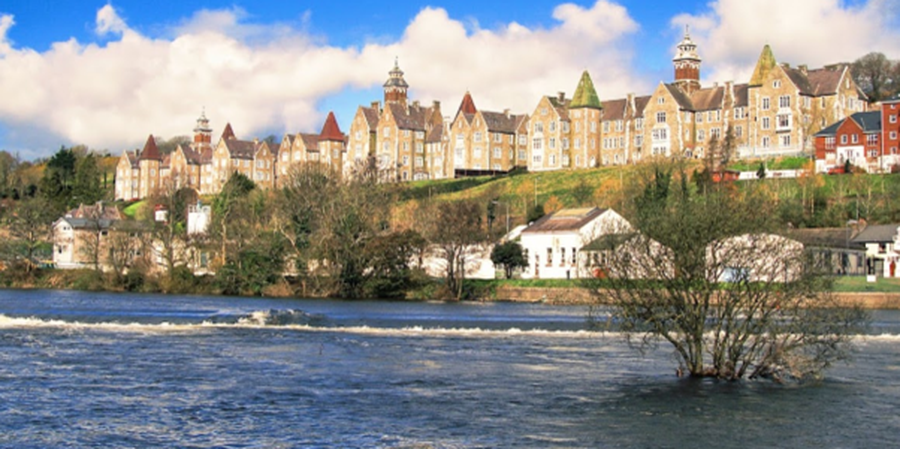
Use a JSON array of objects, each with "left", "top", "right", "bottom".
[{"left": 773, "top": 80, "right": 781, "bottom": 89}]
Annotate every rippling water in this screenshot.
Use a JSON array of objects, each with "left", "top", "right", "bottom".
[{"left": 1, "top": 289, "right": 898, "bottom": 448}]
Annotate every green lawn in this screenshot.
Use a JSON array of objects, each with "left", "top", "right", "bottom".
[
  {"left": 832, "top": 276, "right": 900, "bottom": 293},
  {"left": 122, "top": 200, "right": 145, "bottom": 218}
]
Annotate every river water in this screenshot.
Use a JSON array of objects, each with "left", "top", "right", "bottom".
[{"left": 0, "top": 289, "right": 898, "bottom": 448}]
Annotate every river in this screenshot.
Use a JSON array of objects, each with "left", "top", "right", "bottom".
[{"left": 1, "top": 289, "right": 898, "bottom": 448}]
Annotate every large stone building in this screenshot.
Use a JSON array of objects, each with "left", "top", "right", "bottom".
[{"left": 448, "top": 91, "right": 529, "bottom": 175}]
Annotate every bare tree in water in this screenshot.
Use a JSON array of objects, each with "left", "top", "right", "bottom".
[{"left": 584, "top": 162, "right": 867, "bottom": 381}]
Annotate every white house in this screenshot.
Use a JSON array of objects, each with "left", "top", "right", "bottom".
[
  {"left": 519, "top": 207, "right": 631, "bottom": 279},
  {"left": 851, "top": 224, "right": 900, "bottom": 280}
]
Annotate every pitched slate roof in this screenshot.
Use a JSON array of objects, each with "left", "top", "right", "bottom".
[
  {"left": 664, "top": 83, "right": 695, "bottom": 110},
  {"left": 852, "top": 224, "right": 900, "bottom": 244},
  {"left": 547, "top": 96, "right": 571, "bottom": 121},
  {"left": 426, "top": 124, "right": 444, "bottom": 144},
  {"left": 690, "top": 86, "right": 725, "bottom": 111},
  {"left": 481, "top": 111, "right": 523, "bottom": 134},
  {"left": 852, "top": 111, "right": 882, "bottom": 133},
  {"left": 139, "top": 134, "right": 162, "bottom": 161},
  {"left": 569, "top": 71, "right": 602, "bottom": 109},
  {"left": 601, "top": 99, "right": 627, "bottom": 120},
  {"left": 299, "top": 133, "right": 320, "bottom": 151},
  {"left": 814, "top": 120, "right": 843, "bottom": 137},
  {"left": 66, "top": 202, "right": 123, "bottom": 220},
  {"left": 522, "top": 207, "right": 607, "bottom": 233},
  {"left": 320, "top": 111, "right": 344, "bottom": 141},
  {"left": 633, "top": 96, "right": 651, "bottom": 115},
  {"left": 388, "top": 103, "right": 435, "bottom": 131},
  {"left": 787, "top": 228, "right": 864, "bottom": 250},
  {"left": 362, "top": 106, "right": 380, "bottom": 129},
  {"left": 733, "top": 83, "right": 750, "bottom": 108},
  {"left": 223, "top": 139, "right": 257, "bottom": 159}
]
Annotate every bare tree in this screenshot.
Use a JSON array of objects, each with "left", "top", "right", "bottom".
[
  {"left": 3, "top": 196, "right": 54, "bottom": 272},
  {"left": 585, "top": 166, "right": 867, "bottom": 381},
  {"left": 851, "top": 52, "right": 896, "bottom": 102},
  {"left": 423, "top": 199, "right": 486, "bottom": 300}
]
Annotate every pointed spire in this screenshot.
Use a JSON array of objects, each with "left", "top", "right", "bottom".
[
  {"left": 319, "top": 111, "right": 344, "bottom": 141},
  {"left": 458, "top": 91, "right": 478, "bottom": 115},
  {"left": 221, "top": 122, "right": 236, "bottom": 140},
  {"left": 749, "top": 44, "right": 777, "bottom": 87},
  {"left": 570, "top": 71, "right": 602, "bottom": 109},
  {"left": 384, "top": 57, "right": 409, "bottom": 89},
  {"left": 140, "top": 134, "right": 161, "bottom": 161}
]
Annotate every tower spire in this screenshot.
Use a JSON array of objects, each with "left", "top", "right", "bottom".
[
  {"left": 673, "top": 26, "right": 702, "bottom": 94},
  {"left": 384, "top": 57, "right": 409, "bottom": 106}
]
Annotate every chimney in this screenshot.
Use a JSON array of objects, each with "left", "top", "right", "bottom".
[
  {"left": 504, "top": 108, "right": 510, "bottom": 118},
  {"left": 557, "top": 91, "right": 566, "bottom": 102},
  {"left": 627, "top": 93, "right": 635, "bottom": 113},
  {"left": 413, "top": 100, "right": 420, "bottom": 109},
  {"left": 799, "top": 64, "right": 808, "bottom": 75},
  {"left": 432, "top": 100, "right": 441, "bottom": 109},
  {"left": 371, "top": 101, "right": 381, "bottom": 111}
]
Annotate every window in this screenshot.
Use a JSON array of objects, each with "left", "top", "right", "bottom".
[
  {"left": 773, "top": 80, "right": 782, "bottom": 88},
  {"left": 734, "top": 107, "right": 744, "bottom": 120},
  {"left": 762, "top": 117, "right": 770, "bottom": 130},
  {"left": 696, "top": 113, "right": 703, "bottom": 124},
  {"left": 635, "top": 118, "right": 643, "bottom": 131},
  {"left": 560, "top": 248, "right": 566, "bottom": 267},
  {"left": 416, "top": 131, "right": 425, "bottom": 139},
  {"left": 474, "top": 147, "right": 482, "bottom": 158},
  {"left": 518, "top": 150, "right": 526, "bottom": 160},
  {"left": 493, "top": 148, "right": 501, "bottom": 159},
  {"left": 533, "top": 154, "right": 543, "bottom": 163},
  {"left": 762, "top": 137, "right": 770, "bottom": 148},
  {"left": 563, "top": 122, "right": 570, "bottom": 133},
  {"left": 574, "top": 138, "right": 581, "bottom": 149},
  {"left": 415, "top": 157, "right": 424, "bottom": 167},
  {"left": 868, "top": 134, "right": 879, "bottom": 146},
  {"left": 777, "top": 114, "right": 791, "bottom": 130},
  {"left": 852, "top": 135, "right": 859, "bottom": 144},
  {"left": 841, "top": 135, "right": 848, "bottom": 144},
  {"left": 616, "top": 120, "right": 623, "bottom": 132},
  {"left": 383, "top": 127, "right": 390, "bottom": 137},
  {"left": 711, "top": 128, "right": 721, "bottom": 139},
  {"left": 519, "top": 135, "right": 527, "bottom": 145},
  {"left": 493, "top": 133, "right": 502, "bottom": 143},
  {"left": 549, "top": 154, "right": 556, "bottom": 165},
  {"left": 549, "top": 121, "right": 557, "bottom": 132},
  {"left": 575, "top": 122, "right": 581, "bottom": 132},
  {"left": 652, "top": 129, "right": 668, "bottom": 141},
  {"left": 891, "top": 115, "right": 898, "bottom": 124},
  {"left": 533, "top": 139, "right": 542, "bottom": 151},
  {"left": 591, "top": 122, "right": 597, "bottom": 132},
  {"left": 474, "top": 132, "right": 482, "bottom": 142},
  {"left": 656, "top": 112, "right": 666, "bottom": 124},
  {"left": 416, "top": 142, "right": 424, "bottom": 153},
  {"left": 762, "top": 97, "right": 770, "bottom": 110},
  {"left": 549, "top": 138, "right": 556, "bottom": 149},
  {"left": 562, "top": 138, "right": 569, "bottom": 150},
  {"left": 735, "top": 126, "right": 743, "bottom": 138},
  {"left": 825, "top": 137, "right": 835, "bottom": 149},
  {"left": 534, "top": 123, "right": 543, "bottom": 133},
  {"left": 779, "top": 95, "right": 791, "bottom": 109},
  {"left": 892, "top": 131, "right": 898, "bottom": 140},
  {"left": 780, "top": 135, "right": 791, "bottom": 148},
  {"left": 603, "top": 122, "right": 610, "bottom": 133},
  {"left": 546, "top": 248, "right": 553, "bottom": 267},
  {"left": 658, "top": 96, "right": 665, "bottom": 104},
  {"left": 635, "top": 135, "right": 643, "bottom": 148},
  {"left": 698, "top": 130, "right": 705, "bottom": 141}
]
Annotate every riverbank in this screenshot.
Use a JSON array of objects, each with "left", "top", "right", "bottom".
[{"left": 492, "top": 286, "right": 900, "bottom": 309}]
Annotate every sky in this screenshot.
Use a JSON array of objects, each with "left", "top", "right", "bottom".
[{"left": 0, "top": 0, "right": 898, "bottom": 160}]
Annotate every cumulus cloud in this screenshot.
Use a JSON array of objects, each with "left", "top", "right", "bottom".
[
  {"left": 672, "top": 0, "right": 900, "bottom": 84},
  {"left": 0, "top": 1, "right": 645, "bottom": 158}
]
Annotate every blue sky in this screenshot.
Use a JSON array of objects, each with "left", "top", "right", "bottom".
[{"left": 0, "top": 0, "right": 897, "bottom": 159}]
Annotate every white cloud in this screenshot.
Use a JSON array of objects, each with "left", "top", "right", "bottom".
[
  {"left": 672, "top": 0, "right": 900, "bottom": 84},
  {"left": 0, "top": 1, "right": 645, "bottom": 157}
]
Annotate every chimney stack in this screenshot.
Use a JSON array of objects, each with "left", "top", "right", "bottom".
[{"left": 557, "top": 91, "right": 566, "bottom": 102}]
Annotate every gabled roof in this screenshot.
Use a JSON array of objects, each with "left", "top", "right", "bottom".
[
  {"left": 601, "top": 99, "right": 627, "bottom": 120},
  {"left": 851, "top": 111, "right": 882, "bottom": 133},
  {"left": 362, "top": 106, "right": 380, "bottom": 129},
  {"left": 223, "top": 138, "right": 257, "bottom": 159},
  {"left": 818, "top": 111, "right": 883, "bottom": 137},
  {"left": 633, "top": 96, "right": 651, "bottom": 115},
  {"left": 547, "top": 96, "right": 571, "bottom": 121},
  {"left": 65, "top": 202, "right": 123, "bottom": 221},
  {"left": 481, "top": 110, "right": 523, "bottom": 134},
  {"left": 426, "top": 124, "right": 444, "bottom": 144},
  {"left": 784, "top": 65, "right": 848, "bottom": 97},
  {"left": 570, "top": 71, "right": 602, "bottom": 109},
  {"left": 690, "top": 86, "right": 724, "bottom": 111},
  {"left": 320, "top": 111, "right": 344, "bottom": 141},
  {"left": 733, "top": 83, "right": 750, "bottom": 108},
  {"left": 387, "top": 103, "right": 435, "bottom": 131},
  {"left": 522, "top": 207, "right": 607, "bottom": 234},
  {"left": 664, "top": 83, "right": 695, "bottom": 110},
  {"left": 139, "top": 134, "right": 162, "bottom": 161},
  {"left": 299, "top": 133, "right": 320, "bottom": 151},
  {"left": 852, "top": 224, "right": 900, "bottom": 244},
  {"left": 787, "top": 228, "right": 864, "bottom": 250},
  {"left": 458, "top": 92, "right": 478, "bottom": 116}
]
